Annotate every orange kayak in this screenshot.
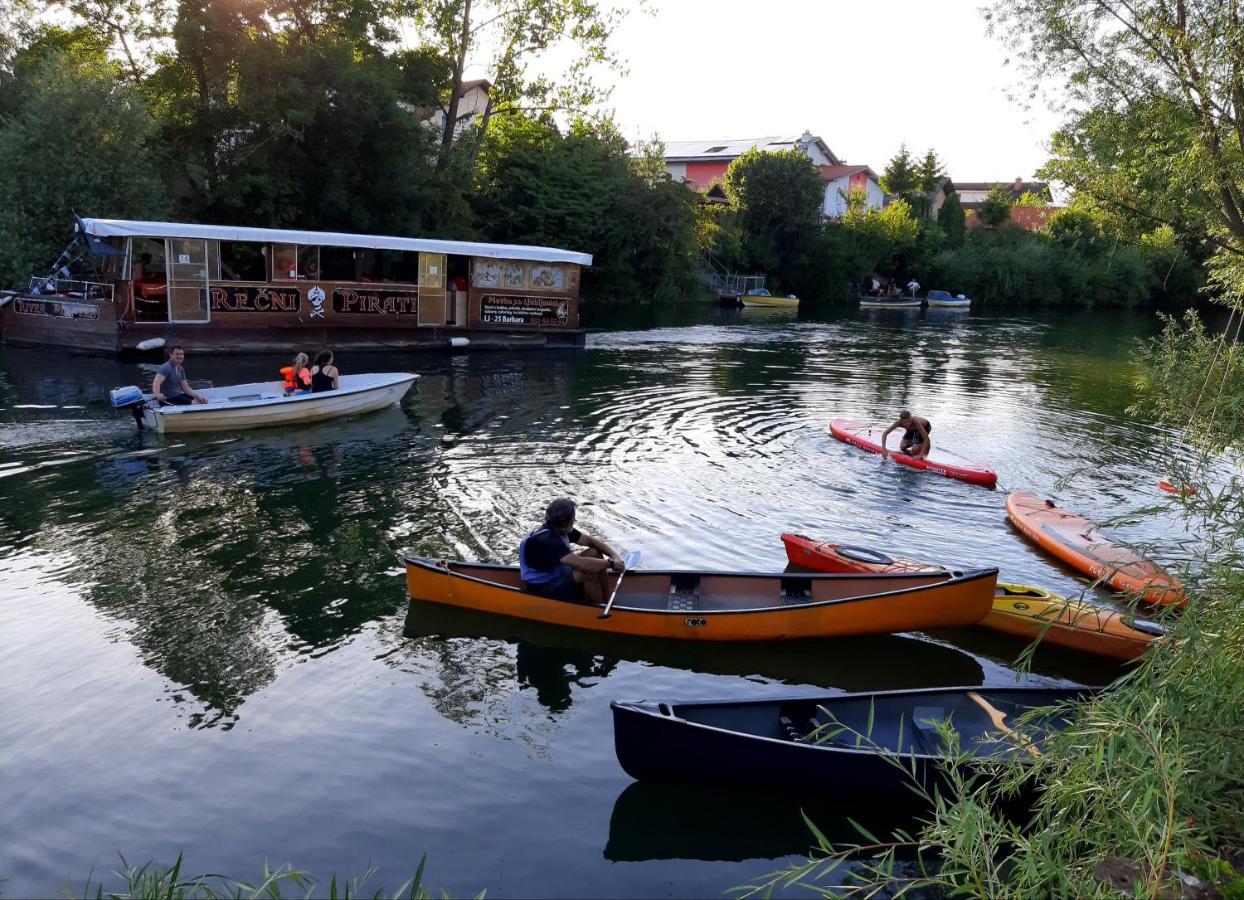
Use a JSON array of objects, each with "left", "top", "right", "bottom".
[
  {"left": 405, "top": 556, "right": 997, "bottom": 640},
  {"left": 1004, "top": 492, "right": 1185, "bottom": 607},
  {"left": 987, "top": 583, "right": 1164, "bottom": 661},
  {"left": 781, "top": 533, "right": 1164, "bottom": 660}
]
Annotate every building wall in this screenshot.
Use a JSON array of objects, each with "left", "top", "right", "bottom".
[
  {"left": 823, "top": 174, "right": 884, "bottom": 217},
  {"left": 683, "top": 161, "right": 730, "bottom": 189},
  {"left": 964, "top": 206, "right": 1058, "bottom": 231}
]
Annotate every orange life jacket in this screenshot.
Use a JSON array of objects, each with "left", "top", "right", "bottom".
[{"left": 280, "top": 366, "right": 295, "bottom": 390}]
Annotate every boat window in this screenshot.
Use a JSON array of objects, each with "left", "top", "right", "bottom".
[
  {"left": 216, "top": 241, "right": 267, "bottom": 282},
  {"left": 271, "top": 244, "right": 320, "bottom": 281},
  {"left": 320, "top": 246, "right": 355, "bottom": 281},
  {"left": 357, "top": 249, "right": 419, "bottom": 284}
]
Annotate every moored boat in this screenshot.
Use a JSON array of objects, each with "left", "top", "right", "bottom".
[
  {"left": 927, "top": 290, "right": 971, "bottom": 308},
  {"left": 858, "top": 295, "right": 922, "bottom": 309},
  {"left": 404, "top": 556, "right": 998, "bottom": 641},
  {"left": 781, "top": 533, "right": 1164, "bottom": 659},
  {"left": 740, "top": 288, "right": 799, "bottom": 307},
  {"left": 112, "top": 372, "right": 418, "bottom": 433},
  {"left": 1005, "top": 492, "right": 1185, "bottom": 606},
  {"left": 611, "top": 686, "right": 1088, "bottom": 795}
]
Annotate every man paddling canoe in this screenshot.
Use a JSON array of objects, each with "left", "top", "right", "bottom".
[
  {"left": 519, "top": 498, "right": 625, "bottom": 605},
  {"left": 881, "top": 410, "right": 932, "bottom": 459}
]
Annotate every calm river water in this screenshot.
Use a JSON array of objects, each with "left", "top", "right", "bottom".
[{"left": 0, "top": 304, "right": 1201, "bottom": 897}]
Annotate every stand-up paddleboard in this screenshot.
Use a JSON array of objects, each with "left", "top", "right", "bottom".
[
  {"left": 1005, "top": 492, "right": 1185, "bottom": 607},
  {"left": 829, "top": 419, "right": 998, "bottom": 488}
]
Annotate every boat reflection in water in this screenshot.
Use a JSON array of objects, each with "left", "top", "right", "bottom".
[
  {"left": 402, "top": 600, "right": 987, "bottom": 708},
  {"left": 605, "top": 781, "right": 925, "bottom": 864}
]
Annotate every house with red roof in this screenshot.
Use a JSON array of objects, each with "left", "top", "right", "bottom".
[{"left": 818, "top": 164, "right": 884, "bottom": 217}]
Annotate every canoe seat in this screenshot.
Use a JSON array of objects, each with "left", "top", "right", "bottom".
[
  {"left": 779, "top": 712, "right": 817, "bottom": 743},
  {"left": 668, "top": 574, "right": 701, "bottom": 611},
  {"left": 780, "top": 577, "right": 813, "bottom": 606}
]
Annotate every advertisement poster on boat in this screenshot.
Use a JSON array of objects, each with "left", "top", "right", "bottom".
[
  {"left": 12, "top": 297, "right": 100, "bottom": 320},
  {"left": 209, "top": 285, "right": 302, "bottom": 313},
  {"left": 331, "top": 288, "right": 419, "bottom": 316},
  {"left": 479, "top": 294, "right": 570, "bottom": 326}
]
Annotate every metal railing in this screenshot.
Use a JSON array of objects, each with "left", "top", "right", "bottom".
[{"left": 25, "top": 277, "right": 115, "bottom": 302}]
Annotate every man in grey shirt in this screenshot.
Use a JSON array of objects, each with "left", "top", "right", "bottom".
[{"left": 151, "top": 345, "right": 206, "bottom": 406}]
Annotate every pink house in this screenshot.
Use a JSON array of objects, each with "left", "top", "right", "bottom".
[{"left": 817, "top": 165, "right": 884, "bottom": 217}]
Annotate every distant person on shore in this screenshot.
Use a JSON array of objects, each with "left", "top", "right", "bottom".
[
  {"left": 881, "top": 410, "right": 932, "bottom": 459},
  {"left": 310, "top": 350, "right": 339, "bottom": 392},
  {"left": 518, "top": 498, "right": 625, "bottom": 605},
  {"left": 151, "top": 345, "right": 207, "bottom": 406}
]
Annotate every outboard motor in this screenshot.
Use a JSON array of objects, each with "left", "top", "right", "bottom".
[{"left": 110, "top": 385, "right": 149, "bottom": 429}]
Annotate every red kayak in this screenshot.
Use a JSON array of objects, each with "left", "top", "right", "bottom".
[{"left": 829, "top": 419, "right": 998, "bottom": 489}]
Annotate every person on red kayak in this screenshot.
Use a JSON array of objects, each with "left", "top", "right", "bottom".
[{"left": 881, "top": 410, "right": 932, "bottom": 459}]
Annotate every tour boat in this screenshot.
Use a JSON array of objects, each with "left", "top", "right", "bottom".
[
  {"left": 927, "top": 290, "right": 971, "bottom": 308},
  {"left": 111, "top": 372, "right": 418, "bottom": 433},
  {"left": 740, "top": 288, "right": 799, "bottom": 307},
  {"left": 611, "top": 685, "right": 1090, "bottom": 795},
  {"left": 858, "top": 295, "right": 922, "bottom": 309},
  {"left": 1, "top": 218, "right": 591, "bottom": 354},
  {"left": 404, "top": 556, "right": 998, "bottom": 641}
]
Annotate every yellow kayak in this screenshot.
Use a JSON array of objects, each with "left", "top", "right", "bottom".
[{"left": 984, "top": 583, "right": 1165, "bottom": 660}]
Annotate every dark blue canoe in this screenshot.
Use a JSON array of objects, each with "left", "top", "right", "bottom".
[{"left": 611, "top": 685, "right": 1090, "bottom": 797}]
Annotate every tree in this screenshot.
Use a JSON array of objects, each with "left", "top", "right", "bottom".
[
  {"left": 0, "top": 44, "right": 169, "bottom": 285},
  {"left": 987, "top": 0, "right": 1244, "bottom": 297},
  {"left": 978, "top": 184, "right": 1013, "bottom": 228},
  {"left": 1043, "top": 207, "right": 1100, "bottom": 253},
  {"left": 937, "top": 191, "right": 966, "bottom": 246},
  {"left": 914, "top": 148, "right": 946, "bottom": 219},
  {"left": 880, "top": 143, "right": 919, "bottom": 199},
  {"left": 410, "top": 0, "right": 632, "bottom": 170},
  {"left": 722, "top": 147, "right": 826, "bottom": 280},
  {"left": 842, "top": 198, "right": 920, "bottom": 276}
]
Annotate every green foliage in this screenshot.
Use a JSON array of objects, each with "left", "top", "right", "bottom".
[
  {"left": 840, "top": 199, "right": 920, "bottom": 277},
  {"left": 1044, "top": 207, "right": 1101, "bottom": 253},
  {"left": 978, "top": 184, "right": 1013, "bottom": 228},
  {"left": 67, "top": 851, "right": 471, "bottom": 899},
  {"left": 476, "top": 114, "right": 704, "bottom": 302},
  {"left": 936, "top": 192, "right": 965, "bottom": 247},
  {"left": 0, "top": 41, "right": 169, "bottom": 287},
  {"left": 879, "top": 143, "right": 918, "bottom": 199},
  {"left": 721, "top": 147, "right": 825, "bottom": 291}
]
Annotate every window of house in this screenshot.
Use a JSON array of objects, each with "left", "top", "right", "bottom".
[{"left": 704, "top": 145, "right": 727, "bottom": 153}]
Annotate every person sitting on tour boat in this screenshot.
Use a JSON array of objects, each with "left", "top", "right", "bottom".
[
  {"left": 151, "top": 345, "right": 207, "bottom": 406},
  {"left": 281, "top": 352, "right": 313, "bottom": 394},
  {"left": 310, "top": 349, "right": 340, "bottom": 392},
  {"left": 906, "top": 278, "right": 921, "bottom": 297},
  {"left": 881, "top": 410, "right": 932, "bottom": 459},
  {"left": 518, "top": 498, "right": 625, "bottom": 605}
]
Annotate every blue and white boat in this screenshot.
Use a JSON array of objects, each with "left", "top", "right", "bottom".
[{"left": 927, "top": 290, "right": 971, "bottom": 308}]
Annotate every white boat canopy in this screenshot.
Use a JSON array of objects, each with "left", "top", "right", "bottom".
[{"left": 80, "top": 218, "right": 593, "bottom": 266}]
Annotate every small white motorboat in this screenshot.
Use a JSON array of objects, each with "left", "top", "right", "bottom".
[
  {"left": 858, "top": 295, "right": 922, "bottom": 309},
  {"left": 927, "top": 290, "right": 971, "bottom": 308},
  {"left": 111, "top": 372, "right": 419, "bottom": 433}
]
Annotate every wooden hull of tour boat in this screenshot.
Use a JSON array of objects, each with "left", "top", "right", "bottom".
[
  {"left": 740, "top": 294, "right": 799, "bottom": 307},
  {"left": 145, "top": 373, "right": 418, "bottom": 433},
  {"left": 404, "top": 557, "right": 998, "bottom": 641},
  {"left": 611, "top": 686, "right": 1089, "bottom": 796}
]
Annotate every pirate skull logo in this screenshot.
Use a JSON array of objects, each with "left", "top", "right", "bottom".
[{"left": 308, "top": 285, "right": 326, "bottom": 318}]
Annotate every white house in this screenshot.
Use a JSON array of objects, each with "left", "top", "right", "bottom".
[
  {"left": 818, "top": 164, "right": 885, "bottom": 217},
  {"left": 659, "top": 132, "right": 840, "bottom": 189},
  {"left": 426, "top": 78, "right": 492, "bottom": 139}
]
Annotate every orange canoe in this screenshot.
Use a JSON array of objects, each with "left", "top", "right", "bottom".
[
  {"left": 405, "top": 556, "right": 997, "bottom": 641},
  {"left": 1004, "top": 492, "right": 1185, "bottom": 607}
]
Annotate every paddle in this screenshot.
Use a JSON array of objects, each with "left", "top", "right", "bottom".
[
  {"left": 968, "top": 691, "right": 1042, "bottom": 759},
  {"left": 597, "top": 550, "right": 641, "bottom": 620}
]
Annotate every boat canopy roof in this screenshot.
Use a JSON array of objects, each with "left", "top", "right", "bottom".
[{"left": 80, "top": 218, "right": 593, "bottom": 266}]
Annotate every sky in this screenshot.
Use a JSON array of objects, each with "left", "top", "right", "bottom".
[{"left": 594, "top": 0, "right": 1063, "bottom": 182}]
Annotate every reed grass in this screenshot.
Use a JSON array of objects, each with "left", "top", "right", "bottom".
[{"left": 62, "top": 853, "right": 478, "bottom": 900}]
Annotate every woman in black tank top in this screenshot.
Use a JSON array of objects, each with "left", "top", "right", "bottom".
[{"left": 310, "top": 349, "right": 339, "bottom": 392}]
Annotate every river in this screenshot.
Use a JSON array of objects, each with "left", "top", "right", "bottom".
[{"left": 0, "top": 304, "right": 1202, "bottom": 897}]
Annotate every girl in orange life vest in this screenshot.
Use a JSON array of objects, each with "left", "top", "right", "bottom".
[{"left": 280, "top": 353, "right": 312, "bottom": 394}]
